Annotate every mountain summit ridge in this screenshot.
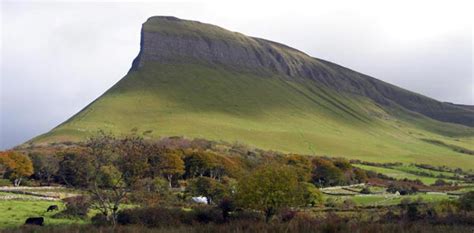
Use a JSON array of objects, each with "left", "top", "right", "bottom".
[{"left": 131, "top": 16, "right": 473, "bottom": 127}]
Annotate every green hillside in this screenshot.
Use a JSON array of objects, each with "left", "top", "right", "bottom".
[{"left": 27, "top": 16, "right": 474, "bottom": 169}]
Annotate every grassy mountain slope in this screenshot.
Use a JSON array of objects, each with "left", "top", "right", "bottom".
[{"left": 28, "top": 17, "right": 474, "bottom": 169}]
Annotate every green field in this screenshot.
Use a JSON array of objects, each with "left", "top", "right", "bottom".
[
  {"left": 352, "top": 164, "right": 460, "bottom": 185},
  {"left": 392, "top": 164, "right": 460, "bottom": 178},
  {"left": 325, "top": 193, "right": 455, "bottom": 207},
  {"left": 0, "top": 200, "right": 86, "bottom": 228}
]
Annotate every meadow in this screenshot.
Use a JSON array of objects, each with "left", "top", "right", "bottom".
[
  {"left": 0, "top": 199, "right": 85, "bottom": 228},
  {"left": 352, "top": 164, "right": 462, "bottom": 185}
]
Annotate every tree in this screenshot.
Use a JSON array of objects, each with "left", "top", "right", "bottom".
[
  {"left": 88, "top": 135, "right": 149, "bottom": 225},
  {"left": 184, "top": 151, "right": 212, "bottom": 178},
  {"left": 353, "top": 168, "right": 368, "bottom": 183},
  {"left": 186, "top": 176, "right": 227, "bottom": 204},
  {"left": 312, "top": 159, "right": 345, "bottom": 187},
  {"left": 158, "top": 150, "right": 185, "bottom": 188},
  {"left": 0, "top": 151, "right": 34, "bottom": 186},
  {"left": 58, "top": 152, "right": 92, "bottom": 187},
  {"left": 236, "top": 165, "right": 305, "bottom": 222},
  {"left": 62, "top": 133, "right": 150, "bottom": 226},
  {"left": 130, "top": 177, "right": 171, "bottom": 206},
  {"left": 333, "top": 158, "right": 352, "bottom": 172},
  {"left": 301, "top": 182, "right": 323, "bottom": 207},
  {"left": 30, "top": 153, "right": 59, "bottom": 185},
  {"left": 284, "top": 154, "right": 312, "bottom": 182}
]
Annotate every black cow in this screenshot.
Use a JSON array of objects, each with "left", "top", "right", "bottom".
[
  {"left": 46, "top": 205, "right": 58, "bottom": 212},
  {"left": 25, "top": 217, "right": 44, "bottom": 226}
]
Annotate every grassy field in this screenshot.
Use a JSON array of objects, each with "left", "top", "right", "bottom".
[
  {"left": 324, "top": 192, "right": 456, "bottom": 207},
  {"left": 29, "top": 63, "right": 474, "bottom": 169},
  {"left": 352, "top": 164, "right": 460, "bottom": 185},
  {"left": 0, "top": 200, "right": 87, "bottom": 229}
]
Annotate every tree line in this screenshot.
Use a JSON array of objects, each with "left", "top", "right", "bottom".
[{"left": 1, "top": 133, "right": 371, "bottom": 224}]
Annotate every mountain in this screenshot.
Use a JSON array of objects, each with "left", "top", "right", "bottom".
[{"left": 28, "top": 16, "right": 474, "bottom": 169}]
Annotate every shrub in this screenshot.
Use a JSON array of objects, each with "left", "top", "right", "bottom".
[
  {"left": 301, "top": 182, "right": 323, "bottom": 207},
  {"left": 55, "top": 196, "right": 90, "bottom": 218},
  {"left": 342, "top": 199, "right": 355, "bottom": 210},
  {"left": 458, "top": 191, "right": 474, "bottom": 211},
  {"left": 117, "top": 207, "right": 188, "bottom": 227},
  {"left": 218, "top": 197, "right": 236, "bottom": 221},
  {"left": 191, "top": 206, "right": 223, "bottom": 223},
  {"left": 230, "top": 209, "right": 262, "bottom": 221},
  {"left": 406, "top": 204, "right": 419, "bottom": 221},
  {"left": 279, "top": 209, "right": 297, "bottom": 222},
  {"left": 91, "top": 213, "right": 108, "bottom": 226},
  {"left": 325, "top": 197, "right": 338, "bottom": 208},
  {"left": 387, "top": 183, "right": 417, "bottom": 195},
  {"left": 360, "top": 187, "right": 371, "bottom": 194}
]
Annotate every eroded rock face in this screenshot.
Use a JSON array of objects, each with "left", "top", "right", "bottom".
[
  {"left": 130, "top": 16, "right": 474, "bottom": 127},
  {"left": 133, "top": 28, "right": 313, "bottom": 79}
]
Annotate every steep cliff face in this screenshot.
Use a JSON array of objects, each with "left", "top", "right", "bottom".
[{"left": 131, "top": 16, "right": 473, "bottom": 127}]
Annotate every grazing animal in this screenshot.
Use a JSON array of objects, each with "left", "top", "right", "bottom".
[
  {"left": 46, "top": 205, "right": 58, "bottom": 212},
  {"left": 24, "top": 217, "right": 44, "bottom": 226}
]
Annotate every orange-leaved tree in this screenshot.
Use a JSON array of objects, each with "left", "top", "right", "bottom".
[{"left": 0, "top": 151, "right": 34, "bottom": 186}]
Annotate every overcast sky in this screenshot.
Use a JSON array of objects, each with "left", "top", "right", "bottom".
[{"left": 1, "top": 0, "right": 473, "bottom": 149}]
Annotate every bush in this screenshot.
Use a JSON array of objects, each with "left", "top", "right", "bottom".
[
  {"left": 230, "top": 209, "right": 262, "bottom": 221},
  {"left": 433, "top": 179, "right": 448, "bottom": 186},
  {"left": 342, "top": 199, "right": 355, "bottom": 209},
  {"left": 360, "top": 187, "right": 371, "bottom": 194},
  {"left": 406, "top": 204, "right": 419, "bottom": 221},
  {"left": 458, "top": 191, "right": 474, "bottom": 211},
  {"left": 117, "top": 207, "right": 188, "bottom": 227},
  {"left": 301, "top": 182, "right": 323, "bottom": 207},
  {"left": 325, "top": 197, "right": 338, "bottom": 208},
  {"left": 191, "top": 206, "right": 223, "bottom": 223},
  {"left": 279, "top": 209, "right": 297, "bottom": 222},
  {"left": 61, "top": 196, "right": 90, "bottom": 217},
  {"left": 218, "top": 197, "right": 236, "bottom": 220},
  {"left": 91, "top": 213, "right": 108, "bottom": 226},
  {"left": 387, "top": 183, "right": 417, "bottom": 195}
]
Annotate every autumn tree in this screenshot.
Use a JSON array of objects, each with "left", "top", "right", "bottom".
[
  {"left": 284, "top": 154, "right": 312, "bottom": 181},
  {"left": 184, "top": 151, "right": 212, "bottom": 178},
  {"left": 0, "top": 151, "right": 34, "bottom": 186},
  {"left": 236, "top": 164, "right": 305, "bottom": 222},
  {"left": 158, "top": 150, "right": 184, "bottom": 188}
]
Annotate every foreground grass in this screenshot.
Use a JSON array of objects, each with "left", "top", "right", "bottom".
[
  {"left": 3, "top": 222, "right": 473, "bottom": 233},
  {"left": 0, "top": 200, "right": 87, "bottom": 229}
]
